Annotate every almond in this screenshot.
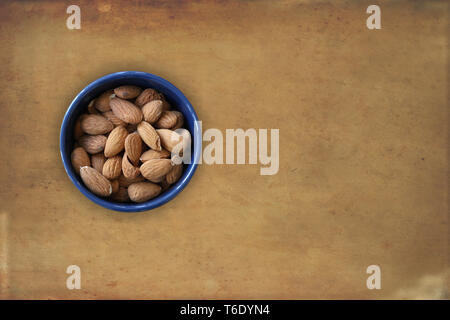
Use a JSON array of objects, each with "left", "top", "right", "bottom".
[
  {"left": 124, "top": 132, "right": 142, "bottom": 165},
  {"left": 91, "top": 153, "right": 106, "bottom": 173},
  {"left": 142, "top": 100, "right": 163, "bottom": 124},
  {"left": 110, "top": 179, "right": 120, "bottom": 194},
  {"left": 155, "top": 111, "right": 178, "bottom": 129},
  {"left": 128, "top": 182, "right": 162, "bottom": 203},
  {"left": 137, "top": 121, "right": 161, "bottom": 151},
  {"left": 80, "top": 114, "right": 114, "bottom": 135},
  {"left": 161, "top": 96, "right": 172, "bottom": 111},
  {"left": 156, "top": 129, "right": 182, "bottom": 152},
  {"left": 94, "top": 90, "right": 114, "bottom": 112},
  {"left": 102, "top": 111, "right": 126, "bottom": 127},
  {"left": 79, "top": 135, "right": 107, "bottom": 154},
  {"left": 160, "top": 178, "right": 171, "bottom": 192},
  {"left": 88, "top": 99, "right": 99, "bottom": 114},
  {"left": 140, "top": 149, "right": 171, "bottom": 162},
  {"left": 110, "top": 186, "right": 129, "bottom": 202},
  {"left": 169, "top": 128, "right": 192, "bottom": 159},
  {"left": 71, "top": 147, "right": 91, "bottom": 175},
  {"left": 118, "top": 174, "right": 145, "bottom": 187},
  {"left": 122, "top": 153, "right": 140, "bottom": 179},
  {"left": 110, "top": 97, "right": 143, "bottom": 124},
  {"left": 140, "top": 159, "right": 173, "bottom": 182},
  {"left": 171, "top": 111, "right": 184, "bottom": 130},
  {"left": 152, "top": 176, "right": 165, "bottom": 183},
  {"left": 114, "top": 85, "right": 142, "bottom": 100},
  {"left": 166, "top": 164, "right": 183, "bottom": 184},
  {"left": 80, "top": 166, "right": 112, "bottom": 197},
  {"left": 73, "top": 115, "right": 85, "bottom": 140},
  {"left": 102, "top": 155, "right": 122, "bottom": 179},
  {"left": 104, "top": 126, "right": 128, "bottom": 157},
  {"left": 135, "top": 88, "right": 161, "bottom": 107}
]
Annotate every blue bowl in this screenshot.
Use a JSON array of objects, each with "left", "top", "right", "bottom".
[{"left": 60, "top": 71, "right": 201, "bottom": 212}]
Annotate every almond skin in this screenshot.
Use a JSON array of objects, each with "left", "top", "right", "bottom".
[
  {"left": 170, "top": 128, "right": 192, "bottom": 157},
  {"left": 88, "top": 99, "right": 99, "bottom": 114},
  {"left": 73, "top": 115, "right": 85, "bottom": 140},
  {"left": 102, "top": 155, "right": 122, "bottom": 180},
  {"left": 166, "top": 164, "right": 183, "bottom": 184},
  {"left": 128, "top": 182, "right": 162, "bottom": 203},
  {"left": 114, "top": 85, "right": 142, "bottom": 100},
  {"left": 94, "top": 90, "right": 114, "bottom": 112},
  {"left": 142, "top": 100, "right": 163, "bottom": 124},
  {"left": 91, "top": 153, "right": 106, "bottom": 173},
  {"left": 79, "top": 135, "right": 107, "bottom": 154},
  {"left": 137, "top": 121, "right": 161, "bottom": 151},
  {"left": 171, "top": 111, "right": 184, "bottom": 130},
  {"left": 110, "top": 179, "right": 120, "bottom": 194},
  {"left": 80, "top": 114, "right": 114, "bottom": 135},
  {"left": 124, "top": 132, "right": 142, "bottom": 165},
  {"left": 71, "top": 147, "right": 91, "bottom": 175},
  {"left": 110, "top": 97, "right": 143, "bottom": 124},
  {"left": 122, "top": 153, "right": 140, "bottom": 179},
  {"left": 104, "top": 126, "right": 128, "bottom": 157},
  {"left": 140, "top": 159, "right": 173, "bottom": 182},
  {"left": 160, "top": 178, "right": 171, "bottom": 192},
  {"left": 102, "top": 111, "right": 126, "bottom": 127},
  {"left": 156, "top": 129, "right": 182, "bottom": 152},
  {"left": 160, "top": 96, "right": 171, "bottom": 111},
  {"left": 118, "top": 174, "right": 145, "bottom": 187},
  {"left": 155, "top": 111, "right": 178, "bottom": 129},
  {"left": 140, "top": 149, "right": 171, "bottom": 162},
  {"left": 135, "top": 88, "right": 161, "bottom": 107},
  {"left": 80, "top": 166, "right": 112, "bottom": 197},
  {"left": 110, "top": 186, "right": 130, "bottom": 202}
]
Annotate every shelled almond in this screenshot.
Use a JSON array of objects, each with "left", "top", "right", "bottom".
[{"left": 71, "top": 85, "right": 188, "bottom": 203}]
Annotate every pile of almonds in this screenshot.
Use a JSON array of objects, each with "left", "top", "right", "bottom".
[{"left": 70, "top": 85, "right": 187, "bottom": 203}]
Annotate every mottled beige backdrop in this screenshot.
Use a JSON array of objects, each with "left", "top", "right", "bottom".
[{"left": 0, "top": 0, "right": 448, "bottom": 299}]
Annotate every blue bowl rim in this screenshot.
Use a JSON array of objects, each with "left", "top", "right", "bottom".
[{"left": 60, "top": 71, "right": 200, "bottom": 212}]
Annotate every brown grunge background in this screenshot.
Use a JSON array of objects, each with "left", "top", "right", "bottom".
[{"left": 0, "top": 0, "right": 448, "bottom": 299}]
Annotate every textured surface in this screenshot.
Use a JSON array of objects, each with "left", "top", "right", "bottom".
[{"left": 0, "top": 0, "right": 448, "bottom": 299}]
